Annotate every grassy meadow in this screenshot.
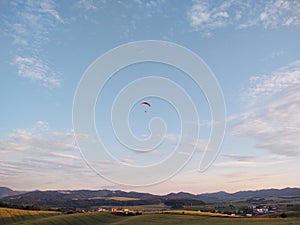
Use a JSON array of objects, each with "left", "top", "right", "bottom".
[
  {"left": 1, "top": 207, "right": 300, "bottom": 225},
  {"left": 0, "top": 207, "right": 60, "bottom": 225}
]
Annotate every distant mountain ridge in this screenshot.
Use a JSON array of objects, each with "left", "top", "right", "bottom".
[
  {"left": 161, "top": 187, "right": 300, "bottom": 201},
  {"left": 198, "top": 187, "right": 300, "bottom": 201},
  {"left": 4, "top": 189, "right": 158, "bottom": 200},
  {"left": 1, "top": 187, "right": 300, "bottom": 207},
  {"left": 0, "top": 187, "right": 24, "bottom": 199}
]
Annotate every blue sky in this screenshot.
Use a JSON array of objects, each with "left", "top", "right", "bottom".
[{"left": 1, "top": 0, "right": 300, "bottom": 194}]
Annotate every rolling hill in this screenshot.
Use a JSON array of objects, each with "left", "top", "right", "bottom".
[{"left": 1, "top": 208, "right": 300, "bottom": 225}]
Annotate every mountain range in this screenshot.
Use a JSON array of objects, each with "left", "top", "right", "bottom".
[{"left": 1, "top": 187, "right": 300, "bottom": 208}]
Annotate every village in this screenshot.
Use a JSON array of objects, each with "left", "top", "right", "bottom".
[
  {"left": 61, "top": 207, "right": 142, "bottom": 216},
  {"left": 60, "top": 203, "right": 287, "bottom": 218},
  {"left": 207, "top": 204, "right": 287, "bottom": 217},
  {"left": 243, "top": 204, "right": 286, "bottom": 217}
]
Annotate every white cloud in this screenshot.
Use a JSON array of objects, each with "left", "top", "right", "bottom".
[
  {"left": 246, "top": 60, "right": 300, "bottom": 101},
  {"left": 187, "top": 1, "right": 234, "bottom": 35},
  {"left": 13, "top": 56, "right": 61, "bottom": 88},
  {"left": 270, "top": 50, "right": 285, "bottom": 59},
  {"left": 188, "top": 3, "right": 210, "bottom": 27},
  {"left": 232, "top": 88, "right": 300, "bottom": 156},
  {"left": 239, "top": 0, "right": 300, "bottom": 29},
  {"left": 187, "top": 0, "right": 300, "bottom": 35},
  {"left": 231, "top": 60, "right": 300, "bottom": 157},
  {"left": 39, "top": 0, "right": 64, "bottom": 23},
  {"left": 133, "top": 0, "right": 166, "bottom": 17},
  {"left": 77, "top": 0, "right": 97, "bottom": 11},
  {"left": 35, "top": 120, "right": 49, "bottom": 129},
  {"left": 0, "top": 121, "right": 79, "bottom": 154},
  {"left": 0, "top": 122, "right": 97, "bottom": 188},
  {"left": 3, "top": 0, "right": 63, "bottom": 88}
]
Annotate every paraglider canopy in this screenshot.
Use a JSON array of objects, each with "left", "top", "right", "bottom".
[{"left": 140, "top": 101, "right": 151, "bottom": 107}]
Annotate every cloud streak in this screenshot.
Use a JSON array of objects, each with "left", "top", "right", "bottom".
[{"left": 222, "top": 153, "right": 255, "bottom": 162}]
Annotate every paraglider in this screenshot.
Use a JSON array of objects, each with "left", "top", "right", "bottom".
[
  {"left": 141, "top": 101, "right": 151, "bottom": 112},
  {"left": 140, "top": 101, "right": 151, "bottom": 107}
]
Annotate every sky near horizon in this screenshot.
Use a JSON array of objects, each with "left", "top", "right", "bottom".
[{"left": 1, "top": 0, "right": 300, "bottom": 194}]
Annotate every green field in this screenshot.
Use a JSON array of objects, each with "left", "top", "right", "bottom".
[{"left": 1, "top": 207, "right": 300, "bottom": 225}]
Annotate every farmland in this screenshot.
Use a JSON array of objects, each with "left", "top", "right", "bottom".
[
  {"left": 1, "top": 207, "right": 300, "bottom": 225},
  {"left": 0, "top": 207, "right": 60, "bottom": 225}
]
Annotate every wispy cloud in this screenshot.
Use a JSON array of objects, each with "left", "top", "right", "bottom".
[
  {"left": 246, "top": 60, "right": 300, "bottom": 101},
  {"left": 155, "top": 133, "right": 208, "bottom": 152},
  {"left": 215, "top": 153, "right": 292, "bottom": 168},
  {"left": 239, "top": 0, "right": 300, "bottom": 29},
  {"left": 0, "top": 121, "right": 88, "bottom": 176},
  {"left": 12, "top": 56, "right": 61, "bottom": 88},
  {"left": 187, "top": 1, "right": 235, "bottom": 36},
  {"left": 222, "top": 153, "right": 255, "bottom": 162},
  {"left": 1, "top": 124, "right": 79, "bottom": 154},
  {"left": 77, "top": 0, "right": 97, "bottom": 11},
  {"left": 3, "top": 0, "right": 63, "bottom": 88},
  {"left": 0, "top": 121, "right": 97, "bottom": 188},
  {"left": 230, "top": 60, "right": 300, "bottom": 157},
  {"left": 40, "top": 0, "right": 64, "bottom": 23},
  {"left": 270, "top": 50, "right": 285, "bottom": 59},
  {"left": 214, "top": 160, "right": 257, "bottom": 167},
  {"left": 49, "top": 152, "right": 81, "bottom": 160},
  {"left": 187, "top": 0, "right": 300, "bottom": 35}
]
